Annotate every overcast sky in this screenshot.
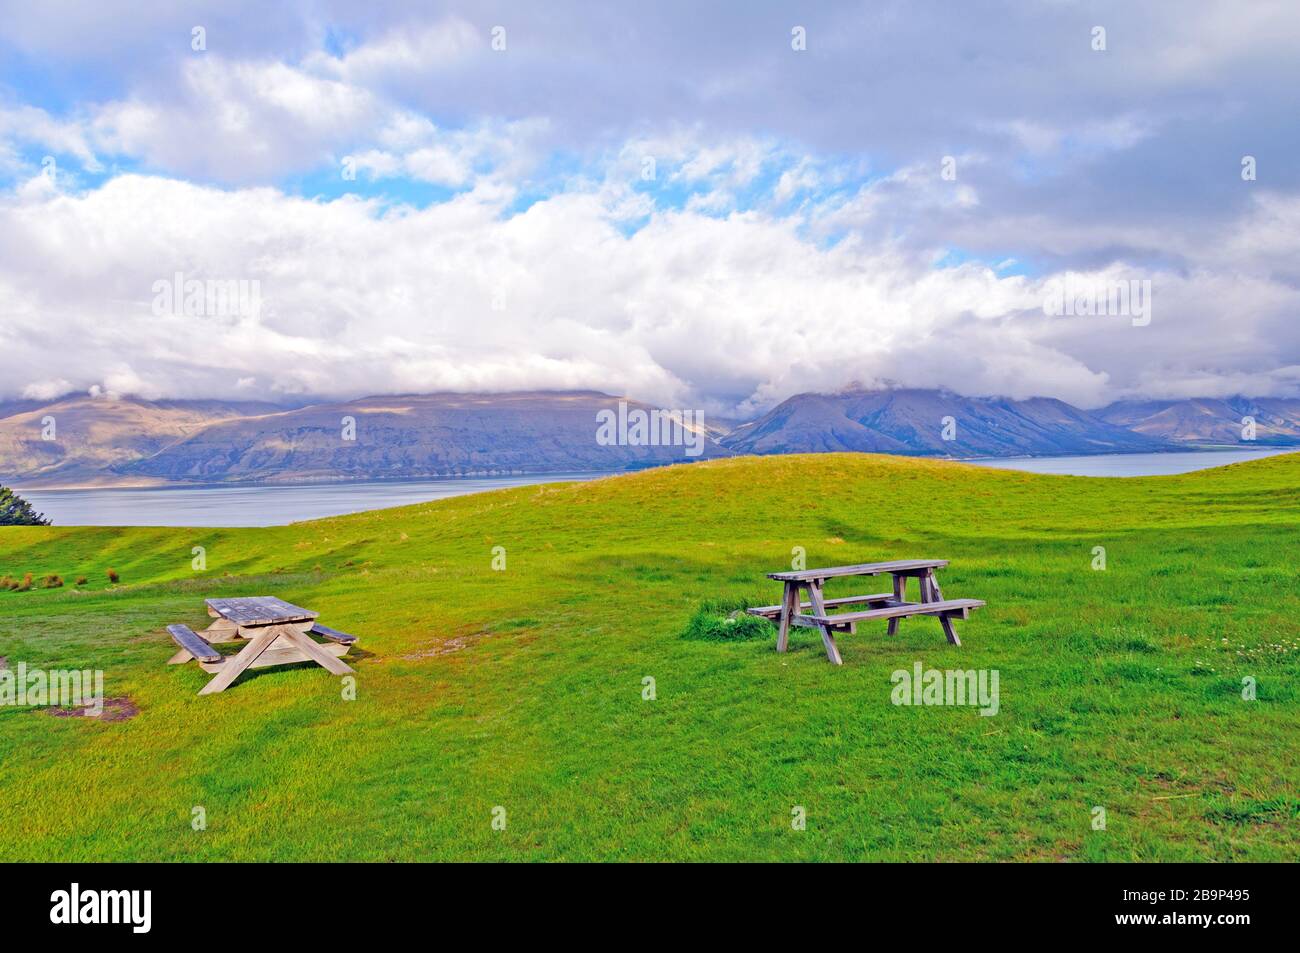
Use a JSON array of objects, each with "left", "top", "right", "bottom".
[{"left": 1, "top": 0, "right": 1297, "bottom": 414}]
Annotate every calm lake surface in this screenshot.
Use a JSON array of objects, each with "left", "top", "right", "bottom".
[
  {"left": 966, "top": 447, "right": 1296, "bottom": 477},
  {"left": 17, "top": 449, "right": 1295, "bottom": 527},
  {"left": 19, "top": 473, "right": 613, "bottom": 527}
]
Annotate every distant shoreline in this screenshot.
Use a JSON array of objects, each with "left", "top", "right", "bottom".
[
  {"left": 9, "top": 468, "right": 630, "bottom": 493},
  {"left": 11, "top": 444, "right": 1300, "bottom": 492},
  {"left": 11, "top": 446, "right": 1298, "bottom": 495},
  {"left": 963, "top": 444, "right": 1296, "bottom": 464}
]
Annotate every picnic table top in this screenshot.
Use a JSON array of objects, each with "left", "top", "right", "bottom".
[
  {"left": 768, "top": 559, "right": 948, "bottom": 582},
  {"left": 205, "top": 596, "right": 318, "bottom": 626}
]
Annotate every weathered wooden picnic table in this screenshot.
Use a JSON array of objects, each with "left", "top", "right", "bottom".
[
  {"left": 747, "top": 559, "right": 984, "bottom": 665},
  {"left": 166, "top": 597, "right": 358, "bottom": 695}
]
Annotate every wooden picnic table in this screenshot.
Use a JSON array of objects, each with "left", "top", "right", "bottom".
[
  {"left": 747, "top": 559, "right": 983, "bottom": 665},
  {"left": 166, "top": 596, "right": 358, "bottom": 695}
]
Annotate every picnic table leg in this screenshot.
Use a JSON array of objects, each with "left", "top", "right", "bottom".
[
  {"left": 939, "top": 613, "right": 962, "bottom": 646},
  {"left": 198, "top": 626, "right": 281, "bottom": 695},
  {"left": 280, "top": 628, "right": 355, "bottom": 676},
  {"left": 807, "top": 580, "right": 843, "bottom": 666},
  {"left": 924, "top": 569, "right": 961, "bottom": 645},
  {"left": 776, "top": 581, "right": 797, "bottom": 653},
  {"left": 887, "top": 573, "right": 905, "bottom": 636}
]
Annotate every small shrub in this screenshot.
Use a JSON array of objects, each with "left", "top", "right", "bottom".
[
  {"left": 15, "top": 572, "right": 33, "bottom": 592},
  {"left": 75, "top": 576, "right": 87, "bottom": 586},
  {"left": 43, "top": 574, "right": 63, "bottom": 589},
  {"left": 682, "top": 599, "right": 774, "bottom": 641},
  {"left": 0, "top": 575, "right": 12, "bottom": 590},
  {"left": 106, "top": 568, "right": 120, "bottom": 584}
]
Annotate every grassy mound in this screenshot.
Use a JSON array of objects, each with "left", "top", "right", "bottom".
[{"left": 682, "top": 599, "right": 774, "bottom": 641}]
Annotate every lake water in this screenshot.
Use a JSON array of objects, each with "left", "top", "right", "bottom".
[
  {"left": 18, "top": 473, "right": 613, "bottom": 527},
  {"left": 15, "top": 449, "right": 1295, "bottom": 527},
  {"left": 966, "top": 447, "right": 1296, "bottom": 477}
]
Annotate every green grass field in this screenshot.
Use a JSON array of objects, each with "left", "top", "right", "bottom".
[{"left": 1, "top": 452, "right": 1297, "bottom": 861}]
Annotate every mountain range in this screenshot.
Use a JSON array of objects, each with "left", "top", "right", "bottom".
[
  {"left": 719, "top": 389, "right": 1167, "bottom": 457},
  {"left": 0, "top": 392, "right": 725, "bottom": 488},
  {"left": 1, "top": 388, "right": 1295, "bottom": 488},
  {"left": 1093, "top": 396, "right": 1300, "bottom": 445}
]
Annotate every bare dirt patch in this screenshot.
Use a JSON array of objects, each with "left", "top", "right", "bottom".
[
  {"left": 393, "top": 628, "right": 491, "bottom": 660},
  {"left": 47, "top": 696, "right": 140, "bottom": 722}
]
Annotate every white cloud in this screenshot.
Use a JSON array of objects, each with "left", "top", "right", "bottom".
[
  {"left": 21, "top": 378, "right": 72, "bottom": 400},
  {"left": 306, "top": 18, "right": 482, "bottom": 83},
  {"left": 350, "top": 116, "right": 548, "bottom": 188},
  {"left": 89, "top": 56, "right": 378, "bottom": 181},
  {"left": 986, "top": 115, "right": 1152, "bottom": 158},
  {"left": 2, "top": 163, "right": 1296, "bottom": 414},
  {"left": 0, "top": 104, "right": 101, "bottom": 172},
  {"left": 773, "top": 158, "right": 822, "bottom": 203},
  {"left": 3, "top": 37, "right": 549, "bottom": 190}
]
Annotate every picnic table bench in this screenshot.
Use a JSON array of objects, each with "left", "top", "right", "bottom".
[
  {"left": 166, "top": 597, "right": 358, "bottom": 695},
  {"left": 747, "top": 559, "right": 983, "bottom": 664}
]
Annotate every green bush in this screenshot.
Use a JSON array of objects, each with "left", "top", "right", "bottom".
[{"left": 682, "top": 599, "right": 774, "bottom": 641}]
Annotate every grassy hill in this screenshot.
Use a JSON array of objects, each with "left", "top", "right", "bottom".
[{"left": 0, "top": 453, "right": 1297, "bottom": 861}]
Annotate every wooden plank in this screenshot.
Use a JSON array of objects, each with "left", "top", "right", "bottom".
[
  {"left": 791, "top": 601, "right": 905, "bottom": 630},
  {"left": 790, "top": 614, "right": 834, "bottom": 629},
  {"left": 281, "top": 629, "right": 355, "bottom": 676},
  {"left": 767, "top": 559, "right": 948, "bottom": 583},
  {"left": 748, "top": 592, "right": 896, "bottom": 619},
  {"left": 308, "top": 622, "right": 357, "bottom": 645},
  {"left": 807, "top": 580, "right": 843, "bottom": 665},
  {"left": 200, "top": 618, "right": 242, "bottom": 643},
  {"left": 204, "top": 596, "right": 318, "bottom": 626},
  {"left": 197, "top": 640, "right": 349, "bottom": 674},
  {"left": 789, "top": 615, "right": 855, "bottom": 634},
  {"left": 799, "top": 598, "right": 985, "bottom": 625},
  {"left": 224, "top": 596, "right": 318, "bottom": 624},
  {"left": 198, "top": 627, "right": 281, "bottom": 695},
  {"left": 235, "top": 619, "right": 314, "bottom": 641},
  {"left": 166, "top": 624, "right": 222, "bottom": 663}
]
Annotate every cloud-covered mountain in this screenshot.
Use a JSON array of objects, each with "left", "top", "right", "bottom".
[
  {"left": 0, "top": 394, "right": 286, "bottom": 486},
  {"left": 720, "top": 389, "right": 1171, "bottom": 458},
  {"left": 1095, "top": 397, "right": 1300, "bottom": 446},
  {"left": 118, "top": 391, "right": 726, "bottom": 484},
  {"left": 0, "top": 392, "right": 726, "bottom": 487}
]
